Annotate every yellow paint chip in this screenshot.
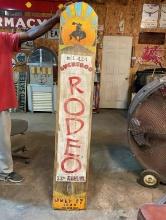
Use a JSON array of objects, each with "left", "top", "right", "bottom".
[{"left": 25, "top": 2, "right": 32, "bottom": 8}]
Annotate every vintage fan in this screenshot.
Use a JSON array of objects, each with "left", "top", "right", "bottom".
[{"left": 128, "top": 76, "right": 166, "bottom": 187}]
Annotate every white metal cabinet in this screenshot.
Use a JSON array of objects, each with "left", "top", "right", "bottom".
[{"left": 27, "top": 84, "right": 56, "bottom": 112}]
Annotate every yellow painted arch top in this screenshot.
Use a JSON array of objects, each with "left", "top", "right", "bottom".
[{"left": 60, "top": 2, "right": 98, "bottom": 47}]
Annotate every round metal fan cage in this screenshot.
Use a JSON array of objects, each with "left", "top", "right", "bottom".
[{"left": 128, "top": 76, "right": 166, "bottom": 187}]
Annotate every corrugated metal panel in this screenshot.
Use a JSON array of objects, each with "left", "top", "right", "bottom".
[
  {"left": 27, "top": 84, "right": 56, "bottom": 112},
  {"left": 32, "top": 90, "right": 53, "bottom": 112}
]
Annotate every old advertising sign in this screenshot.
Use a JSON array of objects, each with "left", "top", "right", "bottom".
[{"left": 52, "top": 2, "right": 98, "bottom": 210}]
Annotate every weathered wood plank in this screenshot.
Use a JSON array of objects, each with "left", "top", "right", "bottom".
[{"left": 52, "top": 2, "right": 98, "bottom": 210}]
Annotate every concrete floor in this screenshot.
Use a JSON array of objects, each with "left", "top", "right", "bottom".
[{"left": 0, "top": 109, "right": 165, "bottom": 220}]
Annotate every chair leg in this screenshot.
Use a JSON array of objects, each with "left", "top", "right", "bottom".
[
  {"left": 12, "top": 153, "right": 30, "bottom": 164},
  {"left": 12, "top": 145, "right": 30, "bottom": 164},
  {"left": 12, "top": 145, "right": 27, "bottom": 153}
]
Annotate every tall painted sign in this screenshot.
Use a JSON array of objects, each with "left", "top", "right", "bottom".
[{"left": 52, "top": 2, "right": 98, "bottom": 210}]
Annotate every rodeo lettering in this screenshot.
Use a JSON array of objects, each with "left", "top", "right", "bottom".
[{"left": 61, "top": 76, "right": 85, "bottom": 174}]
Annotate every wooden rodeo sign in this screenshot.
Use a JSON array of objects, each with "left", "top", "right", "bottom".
[{"left": 52, "top": 2, "right": 98, "bottom": 210}]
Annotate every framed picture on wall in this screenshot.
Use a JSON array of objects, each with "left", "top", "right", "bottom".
[
  {"left": 141, "top": 4, "right": 159, "bottom": 28},
  {"left": 160, "top": 4, "right": 166, "bottom": 28}
]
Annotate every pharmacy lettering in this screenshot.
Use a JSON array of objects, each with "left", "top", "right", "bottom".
[
  {"left": 0, "top": 16, "right": 48, "bottom": 29},
  {"left": 56, "top": 54, "right": 93, "bottom": 182}
]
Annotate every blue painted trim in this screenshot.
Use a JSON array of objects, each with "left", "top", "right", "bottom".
[
  {"left": 66, "top": 5, "right": 72, "bottom": 17},
  {"left": 86, "top": 5, "right": 93, "bottom": 16},
  {"left": 75, "top": 2, "right": 82, "bottom": 16}
]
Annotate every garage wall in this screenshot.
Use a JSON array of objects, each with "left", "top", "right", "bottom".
[
  {"left": 0, "top": 11, "right": 59, "bottom": 74},
  {"left": 0, "top": 1, "right": 165, "bottom": 75},
  {"left": 25, "top": 12, "right": 59, "bottom": 55},
  {"left": 92, "top": 0, "right": 166, "bottom": 75}
]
